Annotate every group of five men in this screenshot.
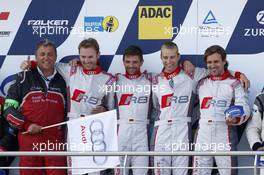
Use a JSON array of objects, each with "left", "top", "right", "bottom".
[{"left": 0, "top": 37, "right": 260, "bottom": 175}]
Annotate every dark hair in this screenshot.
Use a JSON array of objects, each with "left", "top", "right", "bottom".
[
  {"left": 78, "top": 38, "right": 100, "bottom": 54},
  {"left": 204, "top": 45, "right": 228, "bottom": 70},
  {"left": 35, "top": 38, "right": 57, "bottom": 56},
  {"left": 161, "top": 41, "right": 179, "bottom": 53},
  {"left": 123, "top": 45, "right": 143, "bottom": 62}
]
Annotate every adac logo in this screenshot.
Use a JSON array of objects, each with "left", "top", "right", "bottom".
[
  {"left": 138, "top": 6, "right": 172, "bottom": 40},
  {"left": 256, "top": 10, "right": 264, "bottom": 25},
  {"left": 202, "top": 10, "right": 218, "bottom": 24},
  {"left": 102, "top": 16, "right": 119, "bottom": 32},
  {"left": 0, "top": 12, "right": 9, "bottom": 20}
]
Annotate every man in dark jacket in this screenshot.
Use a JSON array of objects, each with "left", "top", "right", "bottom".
[
  {"left": 3, "top": 39, "right": 67, "bottom": 175},
  {"left": 0, "top": 96, "right": 18, "bottom": 175}
]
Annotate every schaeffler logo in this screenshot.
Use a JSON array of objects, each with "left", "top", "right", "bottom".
[
  {"left": 256, "top": 10, "right": 264, "bottom": 25},
  {"left": 0, "top": 12, "right": 9, "bottom": 20}
]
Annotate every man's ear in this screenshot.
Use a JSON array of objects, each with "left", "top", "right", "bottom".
[
  {"left": 97, "top": 52, "right": 101, "bottom": 59},
  {"left": 140, "top": 60, "right": 144, "bottom": 66}
]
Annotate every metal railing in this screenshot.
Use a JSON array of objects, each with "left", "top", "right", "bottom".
[{"left": 0, "top": 151, "right": 263, "bottom": 175}]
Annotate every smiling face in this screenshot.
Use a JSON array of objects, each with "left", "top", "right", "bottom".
[
  {"left": 79, "top": 47, "right": 99, "bottom": 70},
  {"left": 161, "top": 47, "right": 180, "bottom": 73},
  {"left": 123, "top": 55, "right": 143, "bottom": 74},
  {"left": 35, "top": 45, "right": 56, "bottom": 75},
  {"left": 206, "top": 52, "right": 226, "bottom": 76}
]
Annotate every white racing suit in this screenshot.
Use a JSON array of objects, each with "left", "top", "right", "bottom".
[
  {"left": 246, "top": 88, "right": 264, "bottom": 175},
  {"left": 193, "top": 71, "right": 250, "bottom": 175},
  {"left": 56, "top": 63, "right": 115, "bottom": 175},
  {"left": 114, "top": 71, "right": 151, "bottom": 175},
  {"left": 152, "top": 66, "right": 207, "bottom": 175}
]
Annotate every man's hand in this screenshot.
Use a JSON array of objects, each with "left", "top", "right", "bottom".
[
  {"left": 27, "top": 123, "right": 42, "bottom": 135},
  {"left": 68, "top": 58, "right": 80, "bottom": 66},
  {"left": 0, "top": 145, "right": 6, "bottom": 152},
  {"left": 20, "top": 56, "right": 31, "bottom": 70},
  {"left": 182, "top": 60, "right": 195, "bottom": 76},
  {"left": 225, "top": 117, "right": 239, "bottom": 126},
  {"left": 91, "top": 106, "right": 107, "bottom": 114},
  {"left": 239, "top": 73, "right": 250, "bottom": 90},
  {"left": 257, "top": 147, "right": 264, "bottom": 151}
]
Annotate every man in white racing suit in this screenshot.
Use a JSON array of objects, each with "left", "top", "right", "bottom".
[
  {"left": 114, "top": 45, "right": 152, "bottom": 175},
  {"left": 21, "top": 38, "right": 115, "bottom": 175},
  {"left": 192, "top": 45, "right": 251, "bottom": 175},
  {"left": 152, "top": 42, "right": 211, "bottom": 175},
  {"left": 151, "top": 42, "right": 249, "bottom": 175}
]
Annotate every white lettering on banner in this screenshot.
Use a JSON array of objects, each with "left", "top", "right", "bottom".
[{"left": 67, "top": 110, "right": 119, "bottom": 174}]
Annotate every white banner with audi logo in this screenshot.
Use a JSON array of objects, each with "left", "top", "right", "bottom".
[{"left": 67, "top": 110, "right": 120, "bottom": 174}]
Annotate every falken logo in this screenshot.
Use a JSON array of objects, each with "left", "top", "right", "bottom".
[
  {"left": 27, "top": 20, "right": 69, "bottom": 25},
  {"left": 27, "top": 20, "right": 70, "bottom": 37}
]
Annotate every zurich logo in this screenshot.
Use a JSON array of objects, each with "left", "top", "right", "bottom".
[
  {"left": 203, "top": 10, "right": 218, "bottom": 24},
  {"left": 256, "top": 10, "right": 264, "bottom": 25}
]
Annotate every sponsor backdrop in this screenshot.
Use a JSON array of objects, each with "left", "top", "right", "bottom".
[{"left": 0, "top": 0, "right": 263, "bottom": 173}]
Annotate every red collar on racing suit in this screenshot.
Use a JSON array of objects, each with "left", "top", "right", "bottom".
[
  {"left": 162, "top": 66, "right": 181, "bottom": 80},
  {"left": 209, "top": 71, "right": 231, "bottom": 81},
  {"left": 125, "top": 70, "right": 142, "bottom": 79},
  {"left": 82, "top": 66, "right": 102, "bottom": 75}
]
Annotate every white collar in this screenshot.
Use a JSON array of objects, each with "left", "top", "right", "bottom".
[{"left": 37, "top": 67, "right": 57, "bottom": 81}]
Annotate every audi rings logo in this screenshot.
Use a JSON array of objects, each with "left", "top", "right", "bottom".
[{"left": 89, "top": 120, "right": 108, "bottom": 165}]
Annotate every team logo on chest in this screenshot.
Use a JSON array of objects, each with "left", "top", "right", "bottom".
[
  {"left": 118, "top": 93, "right": 148, "bottom": 106},
  {"left": 71, "top": 89, "right": 99, "bottom": 104},
  {"left": 161, "top": 93, "right": 189, "bottom": 108}
]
